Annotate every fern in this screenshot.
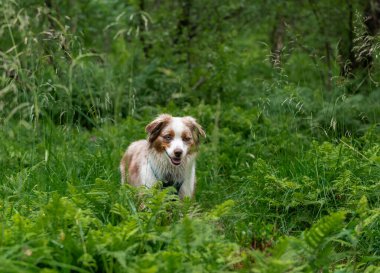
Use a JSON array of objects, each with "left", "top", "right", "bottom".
[
  {"left": 251, "top": 211, "right": 350, "bottom": 272},
  {"left": 205, "top": 199, "right": 235, "bottom": 221},
  {"left": 364, "top": 265, "right": 380, "bottom": 273},
  {"left": 304, "top": 211, "right": 346, "bottom": 251}
]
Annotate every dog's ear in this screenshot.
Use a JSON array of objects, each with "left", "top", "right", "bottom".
[
  {"left": 145, "top": 114, "right": 172, "bottom": 142},
  {"left": 183, "top": 116, "right": 206, "bottom": 144}
]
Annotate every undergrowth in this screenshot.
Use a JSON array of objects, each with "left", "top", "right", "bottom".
[
  {"left": 1, "top": 107, "right": 379, "bottom": 271},
  {"left": 1, "top": 179, "right": 240, "bottom": 272}
]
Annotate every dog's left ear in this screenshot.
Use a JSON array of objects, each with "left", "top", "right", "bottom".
[
  {"left": 184, "top": 116, "right": 206, "bottom": 143},
  {"left": 145, "top": 114, "right": 172, "bottom": 142}
]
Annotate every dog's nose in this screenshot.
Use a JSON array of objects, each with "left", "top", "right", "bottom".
[{"left": 174, "top": 149, "right": 183, "bottom": 158}]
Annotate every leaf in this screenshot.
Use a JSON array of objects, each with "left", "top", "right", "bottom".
[
  {"left": 304, "top": 211, "right": 346, "bottom": 251},
  {"left": 364, "top": 265, "right": 380, "bottom": 273},
  {"left": 205, "top": 199, "right": 235, "bottom": 220}
]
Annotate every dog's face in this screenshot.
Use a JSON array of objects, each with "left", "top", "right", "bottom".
[{"left": 146, "top": 114, "right": 206, "bottom": 166}]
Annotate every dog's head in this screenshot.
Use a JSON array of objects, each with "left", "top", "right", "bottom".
[{"left": 146, "top": 114, "right": 206, "bottom": 166}]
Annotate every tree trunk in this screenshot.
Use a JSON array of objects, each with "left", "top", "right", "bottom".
[
  {"left": 364, "top": 0, "right": 380, "bottom": 35},
  {"left": 173, "top": 0, "right": 195, "bottom": 83},
  {"left": 309, "top": 0, "right": 332, "bottom": 90},
  {"left": 270, "top": 13, "right": 286, "bottom": 68}
]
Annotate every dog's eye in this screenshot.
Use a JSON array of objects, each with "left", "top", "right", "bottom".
[
  {"left": 163, "top": 135, "right": 172, "bottom": 141},
  {"left": 183, "top": 137, "right": 192, "bottom": 142}
]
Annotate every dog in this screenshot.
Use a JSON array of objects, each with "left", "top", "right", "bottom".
[{"left": 120, "top": 114, "right": 206, "bottom": 199}]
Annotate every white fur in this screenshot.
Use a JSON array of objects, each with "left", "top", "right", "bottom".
[
  {"left": 147, "top": 149, "right": 196, "bottom": 192},
  {"left": 167, "top": 117, "right": 188, "bottom": 158}
]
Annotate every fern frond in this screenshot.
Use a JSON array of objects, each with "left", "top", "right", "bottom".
[
  {"left": 304, "top": 211, "right": 346, "bottom": 250},
  {"left": 205, "top": 199, "right": 235, "bottom": 220},
  {"left": 364, "top": 265, "right": 380, "bottom": 273}
]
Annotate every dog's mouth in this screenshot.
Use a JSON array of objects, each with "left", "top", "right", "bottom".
[
  {"left": 170, "top": 156, "right": 181, "bottom": 166},
  {"left": 164, "top": 149, "right": 182, "bottom": 166}
]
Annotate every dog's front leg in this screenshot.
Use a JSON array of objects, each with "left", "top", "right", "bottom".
[{"left": 178, "top": 162, "right": 196, "bottom": 199}]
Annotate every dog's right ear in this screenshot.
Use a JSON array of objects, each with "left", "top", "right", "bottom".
[
  {"left": 183, "top": 116, "right": 206, "bottom": 144},
  {"left": 145, "top": 114, "right": 172, "bottom": 142}
]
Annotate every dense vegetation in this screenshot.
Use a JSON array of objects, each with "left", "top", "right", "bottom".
[{"left": 1, "top": 0, "right": 379, "bottom": 272}]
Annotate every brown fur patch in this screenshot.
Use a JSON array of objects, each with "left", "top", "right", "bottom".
[
  {"left": 181, "top": 130, "right": 192, "bottom": 140},
  {"left": 181, "top": 130, "right": 197, "bottom": 154},
  {"left": 146, "top": 114, "right": 172, "bottom": 143},
  {"left": 151, "top": 128, "right": 174, "bottom": 153},
  {"left": 164, "top": 129, "right": 175, "bottom": 139},
  {"left": 128, "top": 162, "right": 140, "bottom": 186},
  {"left": 120, "top": 140, "right": 147, "bottom": 186},
  {"left": 120, "top": 152, "right": 129, "bottom": 183},
  {"left": 183, "top": 116, "right": 206, "bottom": 145},
  {"left": 183, "top": 117, "right": 206, "bottom": 154},
  {"left": 152, "top": 137, "right": 170, "bottom": 153}
]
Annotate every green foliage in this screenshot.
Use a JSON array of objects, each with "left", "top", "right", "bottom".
[
  {"left": 1, "top": 0, "right": 380, "bottom": 272},
  {"left": 1, "top": 106, "right": 379, "bottom": 271},
  {"left": 250, "top": 204, "right": 380, "bottom": 273},
  {"left": 0, "top": 179, "right": 241, "bottom": 272}
]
